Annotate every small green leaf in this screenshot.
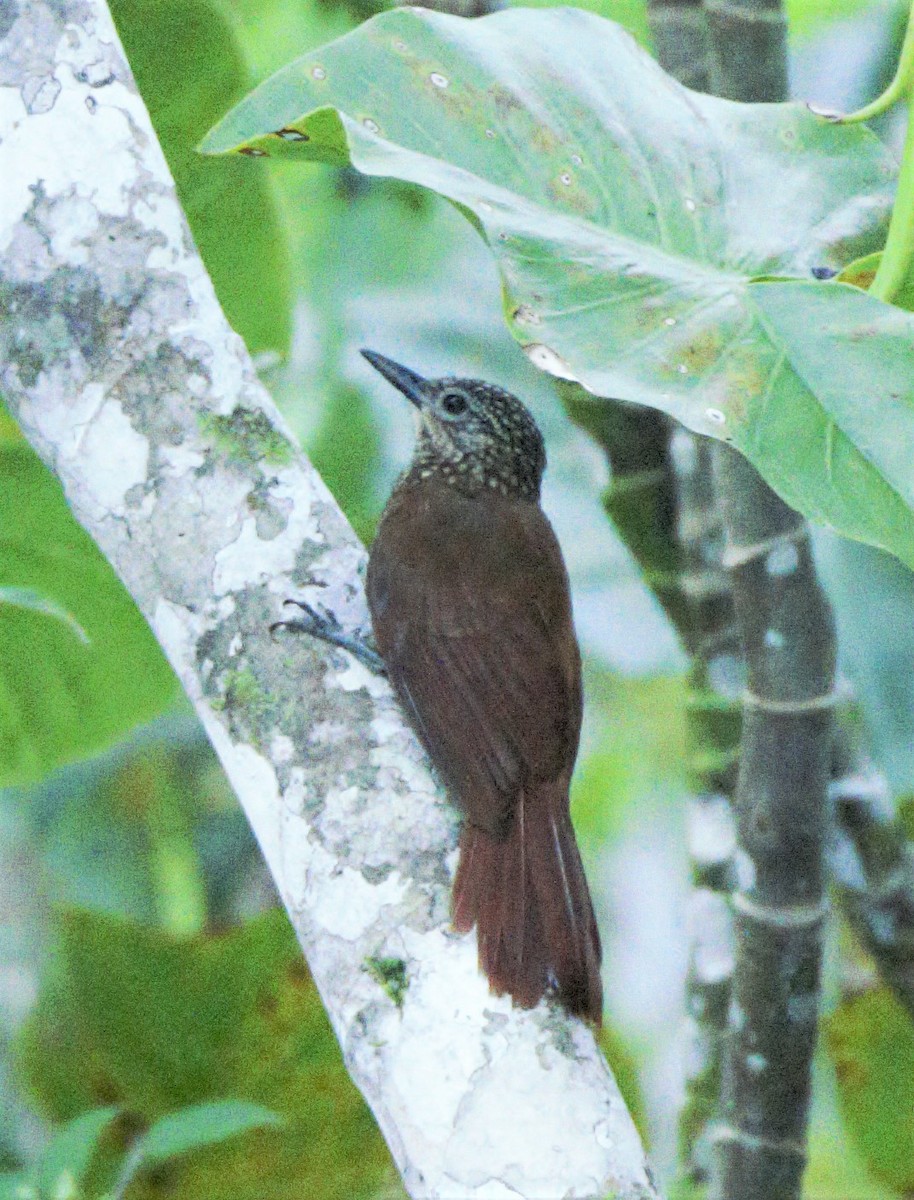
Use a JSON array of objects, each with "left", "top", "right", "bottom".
[
  {"left": 0, "top": 588, "right": 89, "bottom": 645},
  {"left": 838, "top": 250, "right": 914, "bottom": 314},
  {"left": 0, "top": 445, "right": 179, "bottom": 787},
  {"left": 35, "top": 1107, "right": 121, "bottom": 1197},
  {"left": 133, "top": 1100, "right": 283, "bottom": 1169},
  {"left": 837, "top": 251, "right": 881, "bottom": 291},
  {"left": 826, "top": 986, "right": 914, "bottom": 1192},
  {"left": 202, "top": 7, "right": 914, "bottom": 568}
]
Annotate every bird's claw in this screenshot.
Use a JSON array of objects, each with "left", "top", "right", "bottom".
[
  {"left": 271, "top": 597, "right": 386, "bottom": 677},
  {"left": 270, "top": 598, "right": 340, "bottom": 640}
]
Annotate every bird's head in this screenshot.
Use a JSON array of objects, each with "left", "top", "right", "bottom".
[{"left": 361, "top": 349, "right": 546, "bottom": 500}]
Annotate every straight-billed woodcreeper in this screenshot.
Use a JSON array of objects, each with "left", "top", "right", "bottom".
[{"left": 362, "top": 350, "right": 602, "bottom": 1023}]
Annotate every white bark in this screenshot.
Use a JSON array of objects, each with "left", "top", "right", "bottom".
[{"left": 0, "top": 3, "right": 659, "bottom": 1197}]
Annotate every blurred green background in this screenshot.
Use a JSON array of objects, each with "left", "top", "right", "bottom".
[{"left": 2, "top": 0, "right": 914, "bottom": 1195}]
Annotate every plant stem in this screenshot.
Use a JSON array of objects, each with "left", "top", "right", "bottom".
[
  {"left": 839, "top": 0, "right": 914, "bottom": 124},
  {"left": 870, "top": 82, "right": 914, "bottom": 304},
  {"left": 834, "top": 0, "right": 914, "bottom": 305}
]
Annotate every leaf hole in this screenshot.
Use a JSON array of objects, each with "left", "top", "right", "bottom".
[{"left": 512, "top": 304, "right": 541, "bottom": 326}]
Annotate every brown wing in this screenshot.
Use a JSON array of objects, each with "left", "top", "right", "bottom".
[{"left": 366, "top": 479, "right": 581, "bottom": 837}]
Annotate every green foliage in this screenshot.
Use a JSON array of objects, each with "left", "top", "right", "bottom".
[
  {"left": 10, "top": 720, "right": 226, "bottom": 928},
  {"left": 826, "top": 986, "right": 914, "bottom": 1193},
  {"left": 898, "top": 794, "right": 914, "bottom": 839},
  {"left": 0, "top": 444, "right": 179, "bottom": 789},
  {"left": 573, "top": 671, "right": 687, "bottom": 845},
  {"left": 308, "top": 381, "right": 384, "bottom": 544},
  {"left": 0, "top": 1101, "right": 283, "bottom": 1200},
  {"left": 0, "top": 588, "right": 88, "bottom": 646},
  {"left": 35, "top": 1105, "right": 121, "bottom": 1198},
  {"left": 202, "top": 6, "right": 914, "bottom": 571},
  {"left": 595, "top": 1021, "right": 649, "bottom": 1145},
  {"left": 108, "top": 0, "right": 292, "bottom": 358},
  {"left": 115, "top": 1100, "right": 284, "bottom": 1193},
  {"left": 786, "top": 0, "right": 900, "bottom": 38},
  {"left": 839, "top": 247, "right": 914, "bottom": 312},
  {"left": 19, "top": 908, "right": 392, "bottom": 1199},
  {"left": 2, "top": 2, "right": 909, "bottom": 1196}
]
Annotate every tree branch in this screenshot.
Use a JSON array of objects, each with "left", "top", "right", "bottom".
[{"left": 0, "top": 4, "right": 658, "bottom": 1197}]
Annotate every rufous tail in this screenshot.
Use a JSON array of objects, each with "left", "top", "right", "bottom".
[{"left": 451, "top": 783, "right": 603, "bottom": 1023}]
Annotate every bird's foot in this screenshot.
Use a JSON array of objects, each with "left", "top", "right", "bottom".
[{"left": 271, "top": 599, "right": 387, "bottom": 676}]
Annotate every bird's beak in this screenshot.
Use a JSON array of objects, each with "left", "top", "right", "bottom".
[{"left": 360, "top": 349, "right": 429, "bottom": 410}]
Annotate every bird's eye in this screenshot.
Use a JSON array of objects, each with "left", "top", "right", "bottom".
[{"left": 441, "top": 391, "right": 468, "bottom": 417}]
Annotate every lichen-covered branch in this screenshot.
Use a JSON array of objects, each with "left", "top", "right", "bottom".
[{"left": 0, "top": 5, "right": 658, "bottom": 1198}]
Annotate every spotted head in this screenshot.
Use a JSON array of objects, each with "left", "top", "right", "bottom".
[{"left": 361, "top": 349, "right": 546, "bottom": 501}]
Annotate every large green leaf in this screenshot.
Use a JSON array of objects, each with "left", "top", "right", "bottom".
[
  {"left": 0, "top": 445, "right": 179, "bottom": 787},
  {"left": 201, "top": 6, "right": 914, "bottom": 568}
]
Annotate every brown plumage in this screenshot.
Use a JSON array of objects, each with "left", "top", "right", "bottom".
[{"left": 362, "top": 350, "right": 602, "bottom": 1023}]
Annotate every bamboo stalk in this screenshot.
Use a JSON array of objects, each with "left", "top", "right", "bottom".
[{"left": 711, "top": 453, "right": 835, "bottom": 1199}]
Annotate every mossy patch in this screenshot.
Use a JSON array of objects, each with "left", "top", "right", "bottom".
[
  {"left": 363, "top": 956, "right": 408, "bottom": 1007},
  {"left": 199, "top": 407, "right": 293, "bottom": 468}
]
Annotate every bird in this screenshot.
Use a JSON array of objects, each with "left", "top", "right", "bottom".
[{"left": 361, "top": 349, "right": 602, "bottom": 1023}]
